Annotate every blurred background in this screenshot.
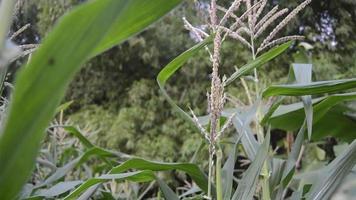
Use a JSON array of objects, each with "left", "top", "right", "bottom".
[{"left": 9, "top": 0, "right": 356, "bottom": 163}]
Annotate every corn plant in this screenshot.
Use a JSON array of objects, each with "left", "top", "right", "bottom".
[{"left": 0, "top": 0, "right": 356, "bottom": 200}]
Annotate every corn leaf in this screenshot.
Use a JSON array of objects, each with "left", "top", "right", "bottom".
[
  {"left": 64, "top": 171, "right": 155, "bottom": 199},
  {"left": 31, "top": 181, "right": 83, "bottom": 199},
  {"left": 225, "top": 41, "right": 292, "bottom": 85},
  {"left": 110, "top": 158, "right": 209, "bottom": 193},
  {"left": 222, "top": 136, "right": 241, "bottom": 200},
  {"left": 231, "top": 132, "right": 270, "bottom": 200},
  {"left": 157, "top": 179, "right": 180, "bottom": 200},
  {"left": 306, "top": 140, "right": 356, "bottom": 200},
  {"left": 292, "top": 63, "right": 313, "bottom": 139},
  {"left": 263, "top": 78, "right": 356, "bottom": 98},
  {"left": 0, "top": 0, "right": 181, "bottom": 198},
  {"left": 92, "top": 0, "right": 182, "bottom": 56},
  {"left": 269, "top": 92, "right": 356, "bottom": 141},
  {"left": 157, "top": 36, "right": 212, "bottom": 126}
]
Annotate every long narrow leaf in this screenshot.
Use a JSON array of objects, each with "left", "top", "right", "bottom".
[
  {"left": 92, "top": 0, "right": 182, "bottom": 56},
  {"left": 269, "top": 93, "right": 356, "bottom": 141},
  {"left": 110, "top": 158, "right": 209, "bottom": 193},
  {"left": 157, "top": 179, "right": 180, "bottom": 200},
  {"left": 306, "top": 140, "right": 356, "bottom": 200},
  {"left": 292, "top": 64, "right": 313, "bottom": 139},
  {"left": 232, "top": 132, "right": 270, "bottom": 200},
  {"left": 157, "top": 36, "right": 212, "bottom": 126},
  {"left": 64, "top": 171, "right": 155, "bottom": 199},
  {"left": 263, "top": 78, "right": 356, "bottom": 98},
  {"left": 225, "top": 41, "right": 292, "bottom": 85},
  {"left": 0, "top": 0, "right": 180, "bottom": 198}
]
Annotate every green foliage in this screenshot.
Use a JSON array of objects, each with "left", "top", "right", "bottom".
[
  {"left": 0, "top": 0, "right": 182, "bottom": 198},
  {"left": 70, "top": 79, "right": 203, "bottom": 162}
]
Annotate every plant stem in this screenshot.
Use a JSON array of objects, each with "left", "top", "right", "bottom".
[
  {"left": 208, "top": 144, "right": 213, "bottom": 199},
  {"left": 216, "top": 148, "right": 223, "bottom": 200}
]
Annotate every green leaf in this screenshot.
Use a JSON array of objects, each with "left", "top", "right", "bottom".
[
  {"left": 31, "top": 181, "right": 82, "bottom": 198},
  {"left": 281, "top": 123, "right": 305, "bottom": 187},
  {"left": 231, "top": 104, "right": 260, "bottom": 160},
  {"left": 263, "top": 78, "right": 356, "bottom": 98},
  {"left": 61, "top": 126, "right": 94, "bottom": 148},
  {"left": 35, "top": 147, "right": 120, "bottom": 189},
  {"left": 92, "top": 0, "right": 182, "bottom": 56},
  {"left": 222, "top": 136, "right": 241, "bottom": 200},
  {"left": 306, "top": 140, "right": 356, "bottom": 200},
  {"left": 232, "top": 132, "right": 270, "bottom": 200},
  {"left": 261, "top": 65, "right": 296, "bottom": 125},
  {"left": 0, "top": 0, "right": 180, "bottom": 198},
  {"left": 292, "top": 63, "right": 313, "bottom": 139},
  {"left": 225, "top": 41, "right": 292, "bottom": 85},
  {"left": 110, "top": 158, "right": 209, "bottom": 193},
  {"left": 157, "top": 179, "right": 180, "bottom": 200},
  {"left": 64, "top": 171, "right": 155, "bottom": 199},
  {"left": 54, "top": 101, "right": 73, "bottom": 114},
  {"left": 269, "top": 92, "right": 356, "bottom": 141},
  {"left": 157, "top": 36, "right": 212, "bottom": 126}
]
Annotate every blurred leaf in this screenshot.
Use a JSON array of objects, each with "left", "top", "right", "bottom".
[
  {"left": 157, "top": 179, "right": 180, "bottom": 200},
  {"left": 110, "top": 158, "right": 209, "bottom": 193},
  {"left": 64, "top": 171, "right": 155, "bottom": 199},
  {"left": 157, "top": 36, "right": 212, "bottom": 126},
  {"left": 225, "top": 41, "right": 292, "bottom": 85},
  {"left": 306, "top": 140, "right": 356, "bottom": 200},
  {"left": 0, "top": 0, "right": 180, "bottom": 198},
  {"left": 92, "top": 0, "right": 182, "bottom": 56},
  {"left": 32, "top": 181, "right": 82, "bottom": 198},
  {"left": 263, "top": 78, "right": 356, "bottom": 98},
  {"left": 35, "top": 147, "right": 119, "bottom": 189},
  {"left": 61, "top": 126, "right": 94, "bottom": 148},
  {"left": 231, "top": 132, "right": 270, "bottom": 200},
  {"left": 269, "top": 158, "right": 286, "bottom": 200},
  {"left": 55, "top": 101, "right": 73, "bottom": 114}
]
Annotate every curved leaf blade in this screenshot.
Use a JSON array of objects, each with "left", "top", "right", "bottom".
[
  {"left": 157, "top": 36, "right": 212, "bottom": 125},
  {"left": 0, "top": 0, "right": 180, "bottom": 198},
  {"left": 263, "top": 78, "right": 356, "bottom": 98},
  {"left": 225, "top": 41, "right": 292, "bottom": 85},
  {"left": 92, "top": 0, "right": 182, "bottom": 56},
  {"left": 64, "top": 171, "right": 155, "bottom": 199},
  {"left": 110, "top": 158, "right": 209, "bottom": 193}
]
